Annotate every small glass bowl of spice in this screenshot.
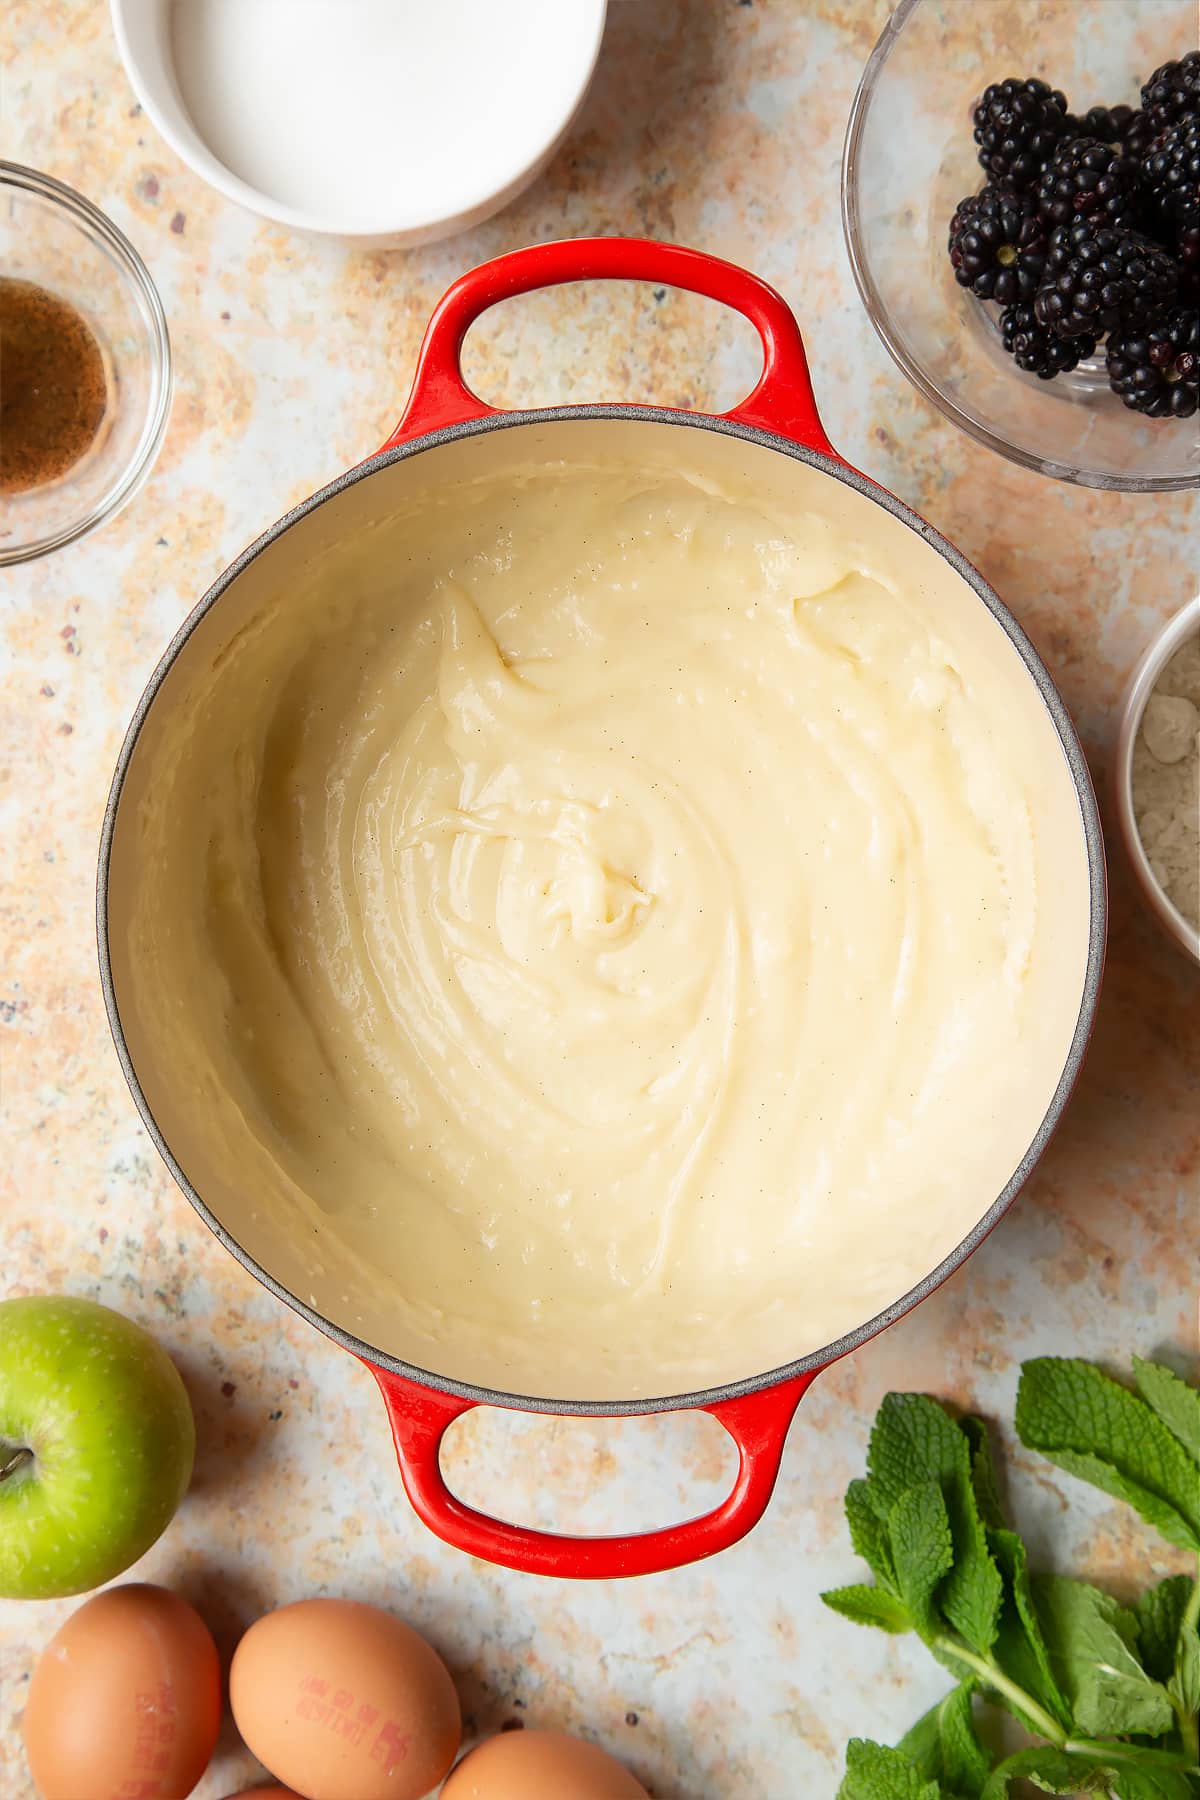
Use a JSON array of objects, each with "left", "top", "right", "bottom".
[
  {"left": 1115, "top": 596, "right": 1200, "bottom": 964},
  {"left": 1, "top": 162, "right": 171, "bottom": 564}
]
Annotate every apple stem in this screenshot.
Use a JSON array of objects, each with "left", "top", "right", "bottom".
[{"left": 0, "top": 1446, "right": 33, "bottom": 1482}]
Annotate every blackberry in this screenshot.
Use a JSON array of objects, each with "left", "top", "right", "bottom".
[
  {"left": 972, "top": 76, "right": 1073, "bottom": 189},
  {"left": 1142, "top": 113, "right": 1200, "bottom": 240},
  {"left": 947, "top": 185, "right": 1048, "bottom": 303},
  {"left": 1106, "top": 307, "right": 1200, "bottom": 417},
  {"left": 1140, "top": 51, "right": 1200, "bottom": 136},
  {"left": 1036, "top": 136, "right": 1145, "bottom": 229},
  {"left": 1035, "top": 219, "right": 1179, "bottom": 336},
  {"left": 999, "top": 301, "right": 1097, "bottom": 378},
  {"left": 1072, "top": 102, "right": 1155, "bottom": 158},
  {"left": 1179, "top": 226, "right": 1200, "bottom": 309}
]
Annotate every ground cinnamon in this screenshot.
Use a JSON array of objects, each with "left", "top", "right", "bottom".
[{"left": 0, "top": 276, "right": 108, "bottom": 496}]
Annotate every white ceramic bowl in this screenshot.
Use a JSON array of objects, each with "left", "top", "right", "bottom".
[
  {"left": 110, "top": 0, "right": 607, "bottom": 245},
  {"left": 1115, "top": 596, "right": 1200, "bottom": 963}
]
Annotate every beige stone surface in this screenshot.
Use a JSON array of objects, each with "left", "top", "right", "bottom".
[{"left": 1, "top": 3, "right": 1197, "bottom": 1795}]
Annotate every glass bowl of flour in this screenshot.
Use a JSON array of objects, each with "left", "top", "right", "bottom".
[{"left": 1116, "top": 597, "right": 1200, "bottom": 963}]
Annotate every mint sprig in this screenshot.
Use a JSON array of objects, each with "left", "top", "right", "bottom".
[
  {"left": 823, "top": 1357, "right": 1200, "bottom": 1796},
  {"left": 867, "top": 1394, "right": 1004, "bottom": 1656}
]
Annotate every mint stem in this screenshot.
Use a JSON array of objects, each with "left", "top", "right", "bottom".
[
  {"left": 1177, "top": 1568, "right": 1200, "bottom": 1763},
  {"left": 931, "top": 1636, "right": 1067, "bottom": 1745},
  {"left": 1065, "top": 1738, "right": 1199, "bottom": 1772},
  {"left": 1183, "top": 1568, "right": 1200, "bottom": 1639}
]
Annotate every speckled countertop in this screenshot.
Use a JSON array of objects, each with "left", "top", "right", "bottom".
[{"left": 2, "top": 3, "right": 1198, "bottom": 1796}]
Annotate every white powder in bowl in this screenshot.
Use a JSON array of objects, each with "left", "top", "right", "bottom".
[{"left": 1132, "top": 629, "right": 1200, "bottom": 932}]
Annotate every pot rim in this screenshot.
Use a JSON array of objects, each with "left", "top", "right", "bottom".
[{"left": 97, "top": 403, "right": 1108, "bottom": 1417}]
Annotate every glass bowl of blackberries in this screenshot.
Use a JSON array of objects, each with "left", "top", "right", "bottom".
[{"left": 842, "top": 0, "right": 1198, "bottom": 491}]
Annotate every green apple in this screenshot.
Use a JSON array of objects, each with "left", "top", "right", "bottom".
[{"left": 0, "top": 1295, "right": 195, "bottom": 1599}]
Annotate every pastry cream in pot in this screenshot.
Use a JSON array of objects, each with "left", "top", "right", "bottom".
[{"left": 118, "top": 426, "right": 1091, "bottom": 1400}]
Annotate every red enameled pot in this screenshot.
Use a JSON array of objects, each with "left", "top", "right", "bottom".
[{"left": 98, "top": 238, "right": 1106, "bottom": 1579}]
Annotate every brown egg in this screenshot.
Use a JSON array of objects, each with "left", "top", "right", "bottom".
[
  {"left": 441, "top": 1730, "right": 648, "bottom": 1798},
  {"left": 22, "top": 1583, "right": 221, "bottom": 1800},
  {"left": 220, "top": 1789, "right": 302, "bottom": 1799},
  {"left": 230, "top": 1597, "right": 461, "bottom": 1800}
]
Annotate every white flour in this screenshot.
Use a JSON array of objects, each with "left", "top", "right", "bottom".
[{"left": 1133, "top": 630, "right": 1200, "bottom": 931}]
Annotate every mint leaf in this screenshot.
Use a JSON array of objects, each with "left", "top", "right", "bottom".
[
  {"left": 1112, "top": 1769, "right": 1200, "bottom": 1800},
  {"left": 1033, "top": 1572, "right": 1174, "bottom": 1738},
  {"left": 822, "top": 1584, "right": 913, "bottom": 1634},
  {"left": 868, "top": 1395, "right": 972, "bottom": 1518},
  {"left": 1134, "top": 1358, "right": 1200, "bottom": 1462},
  {"left": 1032, "top": 1446, "right": 1199, "bottom": 1548},
  {"left": 847, "top": 1477, "right": 900, "bottom": 1592},
  {"left": 896, "top": 1700, "right": 944, "bottom": 1776},
  {"left": 960, "top": 1416, "right": 1005, "bottom": 1530},
  {"left": 839, "top": 1739, "right": 944, "bottom": 1800},
  {"left": 981, "top": 1748, "right": 1118, "bottom": 1797},
  {"left": 985, "top": 1739, "right": 1199, "bottom": 1798},
  {"left": 1133, "top": 1574, "right": 1194, "bottom": 1682},
  {"left": 941, "top": 1447, "right": 1005, "bottom": 1655},
  {"left": 891, "top": 1481, "right": 955, "bottom": 1640},
  {"left": 1016, "top": 1359, "right": 1200, "bottom": 1551},
  {"left": 867, "top": 1396, "right": 1002, "bottom": 1653},
  {"left": 898, "top": 1685, "right": 990, "bottom": 1798},
  {"left": 987, "top": 1528, "right": 1072, "bottom": 1732}
]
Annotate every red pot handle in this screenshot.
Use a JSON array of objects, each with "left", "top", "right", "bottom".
[
  {"left": 381, "top": 236, "right": 837, "bottom": 457},
  {"left": 366, "top": 1362, "right": 819, "bottom": 1579}
]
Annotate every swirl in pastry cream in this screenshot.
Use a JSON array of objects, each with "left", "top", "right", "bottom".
[{"left": 127, "top": 457, "right": 1090, "bottom": 1397}]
